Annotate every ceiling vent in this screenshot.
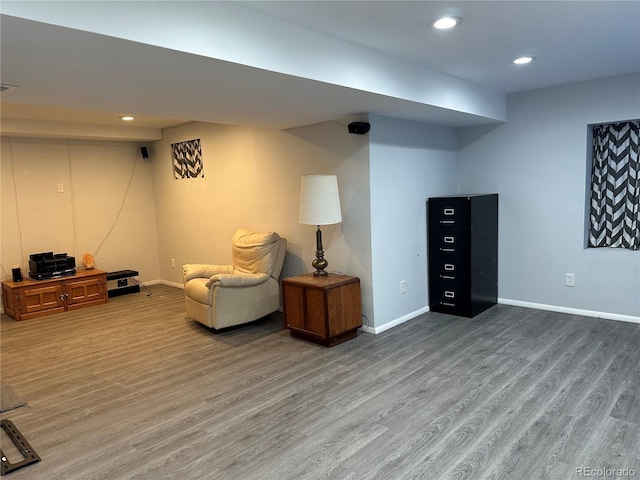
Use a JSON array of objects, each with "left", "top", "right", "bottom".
[{"left": 0, "top": 84, "right": 18, "bottom": 93}]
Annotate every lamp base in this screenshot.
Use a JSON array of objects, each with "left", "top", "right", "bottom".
[
  {"left": 312, "top": 226, "right": 329, "bottom": 276},
  {"left": 312, "top": 262, "right": 329, "bottom": 277}
]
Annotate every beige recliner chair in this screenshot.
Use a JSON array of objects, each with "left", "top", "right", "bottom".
[{"left": 183, "top": 228, "right": 287, "bottom": 330}]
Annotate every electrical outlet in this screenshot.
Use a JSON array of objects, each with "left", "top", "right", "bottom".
[
  {"left": 171, "top": 258, "right": 176, "bottom": 268},
  {"left": 565, "top": 273, "right": 575, "bottom": 287},
  {"left": 57, "top": 183, "right": 64, "bottom": 193},
  {"left": 400, "top": 280, "right": 406, "bottom": 294}
]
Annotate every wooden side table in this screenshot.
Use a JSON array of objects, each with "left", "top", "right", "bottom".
[{"left": 282, "top": 273, "right": 362, "bottom": 347}]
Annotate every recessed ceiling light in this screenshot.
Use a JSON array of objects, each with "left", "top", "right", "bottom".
[
  {"left": 512, "top": 56, "right": 536, "bottom": 65},
  {"left": 431, "top": 16, "right": 462, "bottom": 30},
  {"left": 120, "top": 116, "right": 135, "bottom": 121}
]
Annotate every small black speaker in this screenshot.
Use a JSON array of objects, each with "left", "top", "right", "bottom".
[
  {"left": 348, "top": 122, "right": 370, "bottom": 135},
  {"left": 141, "top": 146, "right": 149, "bottom": 159},
  {"left": 12, "top": 267, "right": 22, "bottom": 282}
]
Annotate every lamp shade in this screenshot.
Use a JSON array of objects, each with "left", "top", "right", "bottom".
[{"left": 298, "top": 174, "right": 342, "bottom": 226}]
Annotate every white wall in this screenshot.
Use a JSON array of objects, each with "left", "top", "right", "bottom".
[
  {"left": 0, "top": 137, "right": 161, "bottom": 282},
  {"left": 4, "top": 75, "right": 636, "bottom": 328},
  {"left": 369, "top": 115, "right": 459, "bottom": 331},
  {"left": 458, "top": 73, "right": 640, "bottom": 319},
  {"left": 148, "top": 120, "right": 373, "bottom": 322}
]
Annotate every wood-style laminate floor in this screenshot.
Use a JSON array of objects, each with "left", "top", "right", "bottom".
[{"left": 1, "top": 284, "right": 639, "bottom": 480}]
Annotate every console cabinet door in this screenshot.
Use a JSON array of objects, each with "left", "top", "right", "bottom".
[
  {"left": 65, "top": 277, "right": 107, "bottom": 309},
  {"left": 20, "top": 284, "right": 66, "bottom": 318}
]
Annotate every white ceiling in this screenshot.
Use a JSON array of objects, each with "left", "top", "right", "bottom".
[
  {"left": 237, "top": 1, "right": 640, "bottom": 94},
  {"left": 1, "top": 1, "right": 639, "bottom": 138}
]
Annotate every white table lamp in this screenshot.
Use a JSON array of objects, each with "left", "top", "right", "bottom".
[{"left": 298, "top": 174, "right": 342, "bottom": 276}]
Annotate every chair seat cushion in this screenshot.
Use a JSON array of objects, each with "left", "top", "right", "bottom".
[{"left": 184, "top": 278, "right": 211, "bottom": 305}]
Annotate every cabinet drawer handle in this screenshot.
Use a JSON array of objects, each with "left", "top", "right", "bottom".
[
  {"left": 440, "top": 275, "right": 456, "bottom": 280},
  {"left": 440, "top": 248, "right": 455, "bottom": 253},
  {"left": 440, "top": 220, "right": 455, "bottom": 225},
  {"left": 444, "top": 236, "right": 455, "bottom": 243},
  {"left": 444, "top": 291, "right": 455, "bottom": 298},
  {"left": 441, "top": 302, "right": 456, "bottom": 307},
  {"left": 444, "top": 264, "right": 455, "bottom": 271},
  {"left": 444, "top": 208, "right": 455, "bottom": 215}
]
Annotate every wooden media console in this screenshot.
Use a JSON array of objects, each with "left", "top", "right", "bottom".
[{"left": 2, "top": 269, "right": 108, "bottom": 321}]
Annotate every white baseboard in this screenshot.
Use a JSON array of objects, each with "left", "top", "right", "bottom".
[
  {"left": 364, "top": 299, "right": 639, "bottom": 335},
  {"left": 361, "top": 306, "right": 430, "bottom": 335},
  {"left": 142, "top": 279, "right": 184, "bottom": 289},
  {"left": 498, "top": 298, "right": 640, "bottom": 324}
]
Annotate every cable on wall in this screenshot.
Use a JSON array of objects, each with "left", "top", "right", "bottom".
[
  {"left": 92, "top": 147, "right": 140, "bottom": 258},
  {"left": 1, "top": 137, "right": 26, "bottom": 279},
  {"left": 66, "top": 141, "right": 79, "bottom": 260}
]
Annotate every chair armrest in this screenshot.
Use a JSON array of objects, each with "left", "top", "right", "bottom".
[
  {"left": 206, "top": 272, "right": 270, "bottom": 288},
  {"left": 183, "top": 264, "right": 234, "bottom": 283}
]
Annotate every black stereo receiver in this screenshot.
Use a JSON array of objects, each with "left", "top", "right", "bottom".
[{"left": 28, "top": 252, "right": 76, "bottom": 280}]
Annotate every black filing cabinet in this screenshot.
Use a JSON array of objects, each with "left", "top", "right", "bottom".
[{"left": 428, "top": 194, "right": 498, "bottom": 317}]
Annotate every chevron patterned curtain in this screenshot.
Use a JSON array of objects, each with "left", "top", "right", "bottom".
[
  {"left": 172, "top": 139, "right": 204, "bottom": 179},
  {"left": 589, "top": 121, "right": 640, "bottom": 249}
]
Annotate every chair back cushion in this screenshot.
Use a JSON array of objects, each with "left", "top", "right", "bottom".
[{"left": 232, "top": 228, "right": 283, "bottom": 276}]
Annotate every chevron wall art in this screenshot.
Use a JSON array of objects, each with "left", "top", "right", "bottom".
[
  {"left": 589, "top": 121, "right": 639, "bottom": 250},
  {"left": 172, "top": 138, "right": 204, "bottom": 179}
]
